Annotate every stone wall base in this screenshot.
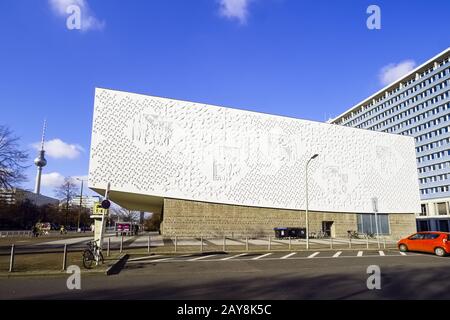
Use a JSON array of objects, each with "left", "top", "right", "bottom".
[{"left": 160, "top": 198, "right": 417, "bottom": 240}]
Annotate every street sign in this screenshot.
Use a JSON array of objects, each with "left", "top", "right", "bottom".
[
  {"left": 93, "top": 202, "right": 108, "bottom": 216},
  {"left": 101, "top": 199, "right": 111, "bottom": 209}
]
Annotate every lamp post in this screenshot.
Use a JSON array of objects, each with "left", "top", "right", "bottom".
[
  {"left": 76, "top": 178, "right": 86, "bottom": 233},
  {"left": 305, "top": 153, "right": 319, "bottom": 250}
]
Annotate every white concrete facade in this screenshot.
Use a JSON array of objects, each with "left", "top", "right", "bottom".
[{"left": 88, "top": 88, "right": 420, "bottom": 216}]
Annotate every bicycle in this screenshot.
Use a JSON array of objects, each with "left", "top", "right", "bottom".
[
  {"left": 347, "top": 230, "right": 360, "bottom": 239},
  {"left": 365, "top": 232, "right": 376, "bottom": 239},
  {"left": 82, "top": 240, "right": 104, "bottom": 269},
  {"left": 316, "top": 230, "right": 327, "bottom": 239}
]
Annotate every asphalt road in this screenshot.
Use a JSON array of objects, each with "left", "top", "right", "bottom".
[{"left": 1, "top": 249, "right": 450, "bottom": 299}]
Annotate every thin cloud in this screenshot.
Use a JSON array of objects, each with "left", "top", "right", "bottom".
[
  {"left": 48, "top": 0, "right": 105, "bottom": 31},
  {"left": 41, "top": 172, "right": 66, "bottom": 188},
  {"left": 32, "top": 139, "right": 84, "bottom": 159},
  {"left": 379, "top": 60, "right": 417, "bottom": 86},
  {"left": 218, "top": 0, "right": 253, "bottom": 24}
]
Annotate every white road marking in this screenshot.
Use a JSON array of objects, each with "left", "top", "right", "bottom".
[
  {"left": 332, "top": 251, "right": 342, "bottom": 258},
  {"left": 221, "top": 253, "right": 247, "bottom": 261},
  {"left": 280, "top": 252, "right": 296, "bottom": 259},
  {"left": 252, "top": 253, "right": 272, "bottom": 260},
  {"left": 399, "top": 252, "right": 407, "bottom": 256},
  {"left": 128, "top": 257, "right": 174, "bottom": 264},
  {"left": 128, "top": 255, "right": 162, "bottom": 262},
  {"left": 379, "top": 251, "right": 385, "bottom": 256},
  {"left": 188, "top": 254, "right": 217, "bottom": 261},
  {"left": 357, "top": 251, "right": 363, "bottom": 257},
  {"left": 307, "top": 252, "right": 320, "bottom": 258}
]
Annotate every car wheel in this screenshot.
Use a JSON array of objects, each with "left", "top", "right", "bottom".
[
  {"left": 399, "top": 244, "right": 408, "bottom": 252},
  {"left": 434, "top": 247, "right": 446, "bottom": 257}
]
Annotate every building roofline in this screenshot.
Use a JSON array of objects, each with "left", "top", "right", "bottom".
[
  {"left": 94, "top": 87, "right": 416, "bottom": 140},
  {"left": 329, "top": 47, "right": 450, "bottom": 124}
]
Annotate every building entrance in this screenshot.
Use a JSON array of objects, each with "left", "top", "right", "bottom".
[{"left": 322, "top": 221, "right": 334, "bottom": 237}]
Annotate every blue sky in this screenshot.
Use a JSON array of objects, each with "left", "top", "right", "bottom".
[{"left": 1, "top": 0, "right": 449, "bottom": 198}]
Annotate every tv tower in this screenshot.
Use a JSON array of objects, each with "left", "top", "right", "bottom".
[{"left": 34, "top": 120, "right": 47, "bottom": 195}]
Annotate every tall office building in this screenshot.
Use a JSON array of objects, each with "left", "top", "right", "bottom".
[{"left": 330, "top": 48, "right": 450, "bottom": 232}]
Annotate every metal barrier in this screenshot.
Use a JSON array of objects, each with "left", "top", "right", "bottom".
[
  {"left": 1, "top": 234, "right": 401, "bottom": 272},
  {"left": 0, "top": 231, "right": 32, "bottom": 237}
]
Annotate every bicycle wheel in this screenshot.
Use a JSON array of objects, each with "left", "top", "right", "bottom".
[
  {"left": 98, "top": 251, "right": 104, "bottom": 264},
  {"left": 82, "top": 249, "right": 94, "bottom": 269}
]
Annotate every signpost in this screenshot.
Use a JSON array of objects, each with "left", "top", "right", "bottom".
[
  {"left": 90, "top": 183, "right": 111, "bottom": 264},
  {"left": 371, "top": 197, "right": 381, "bottom": 249}
]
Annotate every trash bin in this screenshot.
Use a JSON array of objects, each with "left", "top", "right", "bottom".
[
  {"left": 274, "top": 227, "right": 306, "bottom": 239},
  {"left": 274, "top": 227, "right": 288, "bottom": 239}
]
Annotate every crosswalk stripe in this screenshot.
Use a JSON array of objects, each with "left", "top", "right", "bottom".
[
  {"left": 307, "top": 252, "right": 320, "bottom": 258},
  {"left": 252, "top": 253, "right": 272, "bottom": 260},
  {"left": 280, "top": 252, "right": 296, "bottom": 259},
  {"left": 221, "top": 253, "right": 247, "bottom": 261},
  {"left": 188, "top": 254, "right": 217, "bottom": 261},
  {"left": 399, "top": 252, "right": 407, "bottom": 256},
  {"left": 332, "top": 251, "right": 342, "bottom": 258},
  {"left": 357, "top": 251, "right": 363, "bottom": 257},
  {"left": 379, "top": 251, "right": 385, "bottom": 256}
]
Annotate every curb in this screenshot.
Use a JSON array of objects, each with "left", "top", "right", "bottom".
[
  {"left": 129, "top": 247, "right": 398, "bottom": 255},
  {"left": 0, "top": 268, "right": 107, "bottom": 278},
  {"left": 105, "top": 254, "right": 129, "bottom": 276}
]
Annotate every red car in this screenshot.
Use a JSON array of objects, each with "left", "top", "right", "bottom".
[{"left": 398, "top": 232, "right": 450, "bottom": 257}]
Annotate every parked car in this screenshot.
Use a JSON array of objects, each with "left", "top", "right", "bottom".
[{"left": 398, "top": 232, "right": 450, "bottom": 257}]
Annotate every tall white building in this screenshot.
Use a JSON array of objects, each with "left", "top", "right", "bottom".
[{"left": 330, "top": 47, "right": 450, "bottom": 232}]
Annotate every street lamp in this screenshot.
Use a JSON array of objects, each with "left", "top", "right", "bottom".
[
  {"left": 76, "top": 178, "right": 87, "bottom": 233},
  {"left": 305, "top": 153, "right": 319, "bottom": 250}
]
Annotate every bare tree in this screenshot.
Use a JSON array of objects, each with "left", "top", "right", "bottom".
[
  {"left": 0, "top": 125, "right": 28, "bottom": 189},
  {"left": 54, "top": 177, "right": 78, "bottom": 226}
]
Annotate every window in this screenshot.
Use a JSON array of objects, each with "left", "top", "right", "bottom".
[
  {"left": 409, "top": 233, "right": 424, "bottom": 240},
  {"left": 420, "top": 204, "right": 427, "bottom": 216},
  {"left": 437, "top": 202, "right": 448, "bottom": 215},
  {"left": 357, "top": 214, "right": 390, "bottom": 235},
  {"left": 423, "top": 233, "right": 440, "bottom": 240}
]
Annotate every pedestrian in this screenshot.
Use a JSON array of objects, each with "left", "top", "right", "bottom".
[{"left": 31, "top": 225, "right": 37, "bottom": 237}]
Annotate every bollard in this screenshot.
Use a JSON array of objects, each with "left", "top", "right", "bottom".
[
  {"left": 330, "top": 237, "right": 333, "bottom": 250},
  {"left": 268, "top": 236, "right": 271, "bottom": 250},
  {"left": 62, "top": 244, "right": 67, "bottom": 271},
  {"left": 246, "top": 237, "right": 249, "bottom": 251},
  {"left": 223, "top": 236, "right": 226, "bottom": 252},
  {"left": 9, "top": 244, "right": 15, "bottom": 273},
  {"left": 366, "top": 236, "right": 369, "bottom": 249},
  {"left": 349, "top": 238, "right": 352, "bottom": 249},
  {"left": 147, "top": 235, "right": 151, "bottom": 253},
  {"left": 289, "top": 237, "right": 292, "bottom": 250},
  {"left": 200, "top": 236, "right": 204, "bottom": 252},
  {"left": 107, "top": 237, "right": 110, "bottom": 257},
  {"left": 174, "top": 236, "right": 178, "bottom": 253},
  {"left": 383, "top": 238, "right": 386, "bottom": 249},
  {"left": 120, "top": 234, "right": 123, "bottom": 253}
]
